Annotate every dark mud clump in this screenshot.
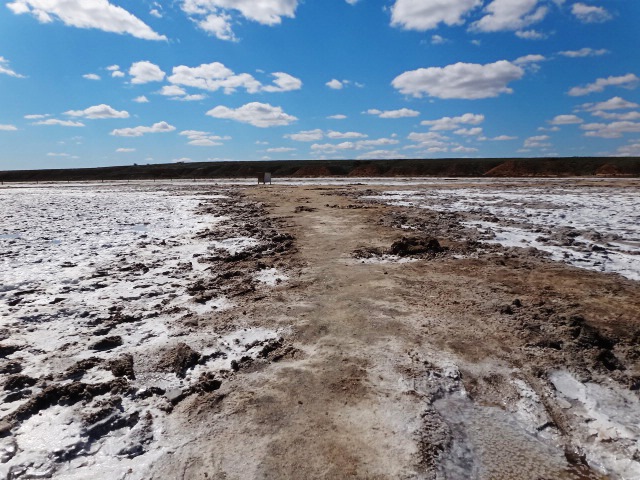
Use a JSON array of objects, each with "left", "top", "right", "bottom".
[
  {"left": 89, "top": 336, "right": 123, "bottom": 351},
  {"left": 389, "top": 236, "right": 444, "bottom": 257},
  {"left": 108, "top": 354, "right": 135, "bottom": 379},
  {"left": 158, "top": 343, "right": 201, "bottom": 378},
  {"left": 3, "top": 375, "right": 38, "bottom": 391}
]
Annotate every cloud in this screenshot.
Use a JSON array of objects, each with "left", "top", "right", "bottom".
[
  {"left": 33, "top": 119, "right": 85, "bottom": 127},
  {"left": 579, "top": 96, "right": 639, "bottom": 112},
  {"left": 327, "top": 114, "right": 347, "bottom": 120},
  {"left": 326, "top": 79, "right": 344, "bottom": 90},
  {"left": 311, "top": 138, "right": 398, "bottom": 153},
  {"left": 431, "top": 34, "right": 447, "bottom": 45},
  {"left": 451, "top": 145, "right": 478, "bottom": 153},
  {"left": 326, "top": 131, "right": 368, "bottom": 139},
  {"left": 7, "top": 0, "right": 166, "bottom": 40},
  {"left": 261, "top": 72, "right": 302, "bottom": 92},
  {"left": 471, "top": 0, "right": 548, "bottom": 33},
  {"left": 356, "top": 150, "right": 404, "bottom": 160},
  {"left": 558, "top": 48, "right": 609, "bottom": 58},
  {"left": 116, "top": 148, "right": 136, "bottom": 153},
  {"left": 197, "top": 12, "right": 235, "bottom": 41},
  {"left": 514, "top": 29, "right": 547, "bottom": 40},
  {"left": 266, "top": 147, "right": 296, "bottom": 153},
  {"left": 64, "top": 104, "right": 129, "bottom": 119},
  {"left": 421, "top": 113, "right": 484, "bottom": 131},
  {"left": 133, "top": 95, "right": 149, "bottom": 103},
  {"left": 571, "top": 3, "right": 612, "bottom": 23},
  {"left": 180, "top": 129, "right": 230, "bottom": 146},
  {"left": 167, "top": 62, "right": 299, "bottom": 94},
  {"left": 491, "top": 135, "right": 517, "bottom": 141},
  {"left": 0, "top": 56, "right": 25, "bottom": 78},
  {"left": 549, "top": 114, "right": 583, "bottom": 125},
  {"left": 524, "top": 134, "right": 550, "bottom": 147},
  {"left": 581, "top": 121, "right": 640, "bottom": 139},
  {"left": 129, "top": 61, "right": 165, "bottom": 84},
  {"left": 390, "top": 0, "right": 481, "bottom": 31},
  {"left": 206, "top": 102, "right": 297, "bottom": 127},
  {"left": 454, "top": 127, "right": 483, "bottom": 135},
  {"left": 365, "top": 108, "right": 420, "bottom": 119},
  {"left": 568, "top": 74, "right": 639, "bottom": 97},
  {"left": 24, "top": 114, "right": 50, "bottom": 119},
  {"left": 181, "top": 0, "right": 298, "bottom": 39},
  {"left": 112, "top": 71, "right": 125, "bottom": 78},
  {"left": 182, "top": 0, "right": 298, "bottom": 25},
  {"left": 83, "top": 73, "right": 101, "bottom": 80},
  {"left": 0, "top": 124, "right": 18, "bottom": 131},
  {"left": 514, "top": 54, "right": 546, "bottom": 65},
  {"left": 111, "top": 121, "right": 176, "bottom": 137},
  {"left": 592, "top": 111, "right": 640, "bottom": 121},
  {"left": 392, "top": 61, "right": 524, "bottom": 99},
  {"left": 285, "top": 129, "right": 324, "bottom": 141},
  {"left": 615, "top": 141, "right": 640, "bottom": 157}
]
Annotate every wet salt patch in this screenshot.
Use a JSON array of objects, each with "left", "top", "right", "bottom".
[
  {"left": 209, "top": 236, "right": 260, "bottom": 255},
  {"left": 254, "top": 268, "right": 288, "bottom": 286},
  {"left": 550, "top": 371, "right": 640, "bottom": 477},
  {"left": 436, "top": 393, "right": 581, "bottom": 480}
]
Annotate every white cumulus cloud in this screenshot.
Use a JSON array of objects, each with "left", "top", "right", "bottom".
[
  {"left": 180, "top": 129, "right": 230, "bottom": 146},
  {"left": 571, "top": 3, "right": 612, "bottom": 23},
  {"left": 111, "top": 121, "right": 176, "bottom": 137},
  {"left": 181, "top": 0, "right": 298, "bottom": 39},
  {"left": 558, "top": 48, "right": 609, "bottom": 58},
  {"left": 392, "top": 61, "right": 524, "bottom": 99},
  {"left": 133, "top": 96, "right": 149, "bottom": 103},
  {"left": 581, "top": 121, "right": 640, "bottom": 139},
  {"left": 82, "top": 73, "right": 100, "bottom": 80},
  {"left": 326, "top": 79, "right": 344, "bottom": 90},
  {"left": 421, "top": 113, "right": 485, "bottom": 130},
  {"left": 64, "top": 104, "right": 129, "bottom": 119},
  {"left": 129, "top": 61, "right": 165, "bottom": 84},
  {"left": 7, "top": 0, "right": 166, "bottom": 40},
  {"left": 0, "top": 124, "right": 18, "bottom": 131},
  {"left": 471, "top": 0, "right": 548, "bottom": 33},
  {"left": 390, "top": 0, "right": 481, "bottom": 31},
  {"left": 168, "top": 62, "right": 299, "bottom": 94},
  {"left": 568, "top": 74, "right": 639, "bottom": 97},
  {"left": 579, "top": 97, "right": 639, "bottom": 112},
  {"left": 206, "top": 102, "right": 297, "bottom": 127},
  {"left": 366, "top": 108, "right": 420, "bottom": 119},
  {"left": 285, "top": 129, "right": 324, "bottom": 141},
  {"left": 549, "top": 114, "right": 583, "bottom": 125},
  {"left": 33, "top": 119, "right": 85, "bottom": 127}
]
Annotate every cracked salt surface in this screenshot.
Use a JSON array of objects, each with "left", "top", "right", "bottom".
[
  {"left": 0, "top": 184, "right": 283, "bottom": 479},
  {"left": 370, "top": 184, "right": 640, "bottom": 280}
]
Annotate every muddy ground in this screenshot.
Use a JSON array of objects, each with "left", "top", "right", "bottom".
[{"left": 1, "top": 181, "right": 639, "bottom": 479}]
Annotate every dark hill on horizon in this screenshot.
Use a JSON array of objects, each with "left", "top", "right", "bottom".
[{"left": 1, "top": 157, "right": 639, "bottom": 183}]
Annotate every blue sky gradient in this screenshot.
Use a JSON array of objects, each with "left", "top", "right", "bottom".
[{"left": 1, "top": 0, "right": 639, "bottom": 169}]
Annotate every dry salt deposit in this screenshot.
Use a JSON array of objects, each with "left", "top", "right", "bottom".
[{"left": 0, "top": 179, "right": 638, "bottom": 479}]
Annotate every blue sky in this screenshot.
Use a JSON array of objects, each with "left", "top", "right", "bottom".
[{"left": 0, "top": 0, "right": 639, "bottom": 170}]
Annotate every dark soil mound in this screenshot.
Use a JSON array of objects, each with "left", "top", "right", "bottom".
[
  {"left": 388, "top": 237, "right": 444, "bottom": 257},
  {"left": 158, "top": 343, "right": 201, "bottom": 377}
]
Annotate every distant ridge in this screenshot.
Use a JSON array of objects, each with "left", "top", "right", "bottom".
[{"left": 1, "top": 157, "right": 639, "bottom": 182}]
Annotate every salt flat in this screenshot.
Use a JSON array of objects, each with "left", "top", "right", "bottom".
[{"left": 0, "top": 179, "right": 638, "bottom": 479}]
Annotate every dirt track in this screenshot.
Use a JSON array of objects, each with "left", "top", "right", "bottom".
[{"left": 144, "top": 184, "right": 639, "bottom": 479}]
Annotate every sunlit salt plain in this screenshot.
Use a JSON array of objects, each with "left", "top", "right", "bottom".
[
  {"left": 0, "top": 184, "right": 286, "bottom": 479},
  {"left": 369, "top": 182, "right": 640, "bottom": 281}
]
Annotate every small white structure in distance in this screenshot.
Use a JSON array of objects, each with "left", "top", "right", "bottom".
[{"left": 258, "top": 172, "right": 272, "bottom": 184}]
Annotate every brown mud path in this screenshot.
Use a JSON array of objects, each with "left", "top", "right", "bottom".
[{"left": 151, "top": 185, "right": 640, "bottom": 480}]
